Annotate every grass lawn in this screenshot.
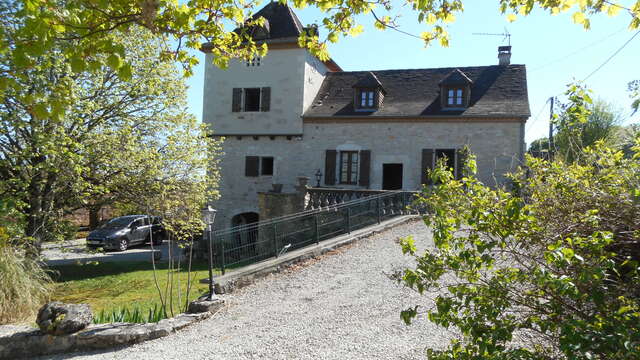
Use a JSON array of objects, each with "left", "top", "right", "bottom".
[{"left": 49, "top": 260, "right": 220, "bottom": 319}]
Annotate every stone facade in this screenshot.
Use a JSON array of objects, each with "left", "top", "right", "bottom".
[{"left": 211, "top": 120, "right": 524, "bottom": 228}]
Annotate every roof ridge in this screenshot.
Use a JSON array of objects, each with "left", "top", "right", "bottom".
[{"left": 327, "top": 64, "right": 526, "bottom": 74}]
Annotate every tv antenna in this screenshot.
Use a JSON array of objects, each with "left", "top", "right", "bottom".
[{"left": 472, "top": 28, "right": 511, "bottom": 46}]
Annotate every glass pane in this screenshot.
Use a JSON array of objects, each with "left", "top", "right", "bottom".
[
  {"left": 448, "top": 89, "right": 454, "bottom": 97},
  {"left": 456, "top": 89, "right": 463, "bottom": 97},
  {"left": 457, "top": 97, "right": 462, "bottom": 105},
  {"left": 448, "top": 97, "right": 454, "bottom": 105},
  {"left": 368, "top": 92, "right": 374, "bottom": 106}
]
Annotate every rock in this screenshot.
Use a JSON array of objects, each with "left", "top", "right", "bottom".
[
  {"left": 187, "top": 297, "right": 225, "bottom": 314},
  {"left": 36, "top": 302, "right": 93, "bottom": 335}
]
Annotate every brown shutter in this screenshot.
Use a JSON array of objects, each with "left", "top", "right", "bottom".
[
  {"left": 245, "top": 156, "right": 259, "bottom": 177},
  {"left": 359, "top": 150, "right": 371, "bottom": 187},
  {"left": 455, "top": 148, "right": 467, "bottom": 180},
  {"left": 260, "top": 87, "right": 270, "bottom": 112},
  {"left": 421, "top": 149, "right": 434, "bottom": 184},
  {"left": 232, "top": 88, "right": 242, "bottom": 112},
  {"left": 324, "top": 150, "right": 337, "bottom": 186}
]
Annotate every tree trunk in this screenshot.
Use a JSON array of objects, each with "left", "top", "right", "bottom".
[{"left": 89, "top": 206, "right": 102, "bottom": 230}]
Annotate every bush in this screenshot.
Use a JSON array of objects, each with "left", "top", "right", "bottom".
[
  {"left": 0, "top": 243, "right": 53, "bottom": 324},
  {"left": 400, "top": 141, "right": 640, "bottom": 359}
]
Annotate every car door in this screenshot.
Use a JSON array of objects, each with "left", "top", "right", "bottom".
[{"left": 128, "top": 218, "right": 146, "bottom": 244}]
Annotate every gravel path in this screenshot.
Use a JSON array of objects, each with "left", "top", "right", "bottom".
[{"left": 46, "top": 220, "right": 454, "bottom": 360}]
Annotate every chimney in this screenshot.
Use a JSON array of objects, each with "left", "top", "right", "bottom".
[{"left": 498, "top": 46, "right": 511, "bottom": 66}]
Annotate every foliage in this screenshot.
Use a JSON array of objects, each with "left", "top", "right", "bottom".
[
  {"left": 527, "top": 137, "right": 549, "bottom": 153},
  {"left": 554, "top": 94, "right": 625, "bottom": 162},
  {"left": 399, "top": 86, "right": 640, "bottom": 357},
  {"left": 0, "top": 17, "right": 221, "bottom": 247},
  {"left": 0, "top": 0, "right": 637, "bottom": 89},
  {"left": 93, "top": 303, "right": 167, "bottom": 324},
  {"left": 629, "top": 80, "right": 640, "bottom": 115},
  {"left": 0, "top": 239, "right": 53, "bottom": 324}
]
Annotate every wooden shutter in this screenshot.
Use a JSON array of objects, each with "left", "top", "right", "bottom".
[
  {"left": 232, "top": 88, "right": 242, "bottom": 112},
  {"left": 324, "top": 150, "right": 337, "bottom": 186},
  {"left": 359, "top": 150, "right": 371, "bottom": 187},
  {"left": 421, "top": 149, "right": 434, "bottom": 184},
  {"left": 455, "top": 148, "right": 467, "bottom": 180},
  {"left": 245, "top": 156, "right": 259, "bottom": 177},
  {"left": 260, "top": 87, "right": 271, "bottom": 112}
]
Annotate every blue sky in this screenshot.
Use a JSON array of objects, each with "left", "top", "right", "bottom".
[{"left": 185, "top": 2, "right": 640, "bottom": 145}]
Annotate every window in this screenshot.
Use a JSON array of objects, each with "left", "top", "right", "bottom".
[
  {"left": 232, "top": 87, "right": 270, "bottom": 112},
  {"left": 356, "top": 89, "right": 376, "bottom": 109},
  {"left": 340, "top": 151, "right": 359, "bottom": 184},
  {"left": 244, "top": 88, "right": 261, "bottom": 112},
  {"left": 446, "top": 88, "right": 464, "bottom": 107},
  {"left": 261, "top": 157, "right": 274, "bottom": 176},
  {"left": 245, "top": 156, "right": 275, "bottom": 177},
  {"left": 435, "top": 149, "right": 456, "bottom": 172},
  {"left": 245, "top": 56, "right": 261, "bottom": 67}
]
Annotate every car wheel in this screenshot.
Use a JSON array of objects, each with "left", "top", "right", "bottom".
[{"left": 118, "top": 238, "right": 129, "bottom": 251}]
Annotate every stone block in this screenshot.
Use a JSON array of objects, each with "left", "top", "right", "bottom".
[
  {"left": 187, "top": 298, "right": 225, "bottom": 314},
  {"left": 36, "top": 302, "right": 93, "bottom": 335}
]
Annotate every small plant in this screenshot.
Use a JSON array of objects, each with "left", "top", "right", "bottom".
[{"left": 93, "top": 303, "right": 168, "bottom": 324}]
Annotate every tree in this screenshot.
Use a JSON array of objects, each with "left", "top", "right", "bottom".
[
  {"left": 554, "top": 94, "right": 625, "bottom": 162},
  {"left": 0, "top": 21, "right": 220, "bottom": 249},
  {"left": 399, "top": 88, "right": 640, "bottom": 359},
  {"left": 1, "top": 0, "right": 638, "bottom": 83}
]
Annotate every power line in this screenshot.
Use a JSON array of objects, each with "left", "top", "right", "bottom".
[
  {"left": 583, "top": 30, "right": 640, "bottom": 81},
  {"left": 529, "top": 26, "right": 627, "bottom": 72},
  {"left": 525, "top": 98, "right": 550, "bottom": 131}
]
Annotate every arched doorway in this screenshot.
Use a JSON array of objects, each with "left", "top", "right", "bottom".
[
  {"left": 231, "top": 212, "right": 259, "bottom": 227},
  {"left": 231, "top": 212, "right": 260, "bottom": 257}
]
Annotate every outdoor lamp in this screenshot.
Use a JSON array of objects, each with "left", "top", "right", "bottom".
[
  {"left": 315, "top": 169, "right": 322, "bottom": 187},
  {"left": 201, "top": 206, "right": 217, "bottom": 300}
]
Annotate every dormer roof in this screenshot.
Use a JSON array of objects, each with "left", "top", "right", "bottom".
[
  {"left": 352, "top": 72, "right": 386, "bottom": 93},
  {"left": 438, "top": 68, "right": 473, "bottom": 86}
]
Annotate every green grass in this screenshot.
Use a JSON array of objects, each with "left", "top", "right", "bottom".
[{"left": 49, "top": 260, "right": 221, "bottom": 319}]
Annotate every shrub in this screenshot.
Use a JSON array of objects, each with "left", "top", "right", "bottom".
[
  {"left": 399, "top": 141, "right": 640, "bottom": 359},
  {"left": 0, "top": 243, "right": 53, "bottom": 324}
]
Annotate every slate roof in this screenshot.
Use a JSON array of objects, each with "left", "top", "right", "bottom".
[
  {"left": 439, "top": 68, "right": 473, "bottom": 85},
  {"left": 245, "top": 2, "right": 303, "bottom": 40},
  {"left": 304, "top": 65, "right": 530, "bottom": 118},
  {"left": 353, "top": 71, "right": 385, "bottom": 92}
]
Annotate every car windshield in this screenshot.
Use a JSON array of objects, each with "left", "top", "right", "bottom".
[{"left": 99, "top": 217, "right": 134, "bottom": 229}]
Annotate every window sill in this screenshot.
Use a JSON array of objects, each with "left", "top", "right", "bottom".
[
  {"left": 442, "top": 107, "right": 467, "bottom": 111},
  {"left": 354, "top": 108, "right": 377, "bottom": 112}
]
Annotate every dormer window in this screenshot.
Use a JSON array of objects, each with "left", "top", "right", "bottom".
[
  {"left": 353, "top": 71, "right": 385, "bottom": 111},
  {"left": 439, "top": 69, "right": 473, "bottom": 110},
  {"left": 447, "top": 88, "right": 464, "bottom": 107},
  {"left": 359, "top": 89, "right": 376, "bottom": 108}
]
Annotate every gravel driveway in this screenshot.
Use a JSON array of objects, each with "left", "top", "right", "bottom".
[{"left": 45, "top": 220, "right": 454, "bottom": 359}]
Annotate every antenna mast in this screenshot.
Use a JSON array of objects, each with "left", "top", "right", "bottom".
[{"left": 472, "top": 28, "right": 511, "bottom": 45}]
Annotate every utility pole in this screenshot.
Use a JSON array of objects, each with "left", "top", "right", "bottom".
[{"left": 548, "top": 96, "right": 554, "bottom": 160}]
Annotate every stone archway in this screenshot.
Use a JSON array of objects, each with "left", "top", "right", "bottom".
[{"left": 230, "top": 212, "right": 260, "bottom": 258}]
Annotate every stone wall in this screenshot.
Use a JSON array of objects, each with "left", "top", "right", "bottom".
[{"left": 212, "top": 120, "right": 524, "bottom": 229}]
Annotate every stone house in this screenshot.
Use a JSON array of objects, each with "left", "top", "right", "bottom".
[{"left": 201, "top": 2, "right": 530, "bottom": 229}]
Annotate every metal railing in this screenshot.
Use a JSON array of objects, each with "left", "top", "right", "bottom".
[{"left": 209, "top": 191, "right": 418, "bottom": 274}]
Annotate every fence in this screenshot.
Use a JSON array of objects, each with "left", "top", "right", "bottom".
[{"left": 207, "top": 191, "right": 418, "bottom": 274}]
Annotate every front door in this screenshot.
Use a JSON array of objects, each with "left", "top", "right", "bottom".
[{"left": 382, "top": 163, "right": 403, "bottom": 190}]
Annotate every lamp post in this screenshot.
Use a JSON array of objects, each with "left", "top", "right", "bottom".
[
  {"left": 201, "top": 206, "right": 217, "bottom": 300},
  {"left": 315, "top": 169, "right": 323, "bottom": 187}
]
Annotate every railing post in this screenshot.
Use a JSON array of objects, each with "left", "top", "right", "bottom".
[
  {"left": 346, "top": 207, "right": 351, "bottom": 233},
  {"left": 219, "top": 234, "right": 226, "bottom": 275},
  {"left": 377, "top": 196, "right": 382, "bottom": 224},
  {"left": 314, "top": 213, "right": 320, "bottom": 244},
  {"left": 273, "top": 223, "right": 279, "bottom": 258}
]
